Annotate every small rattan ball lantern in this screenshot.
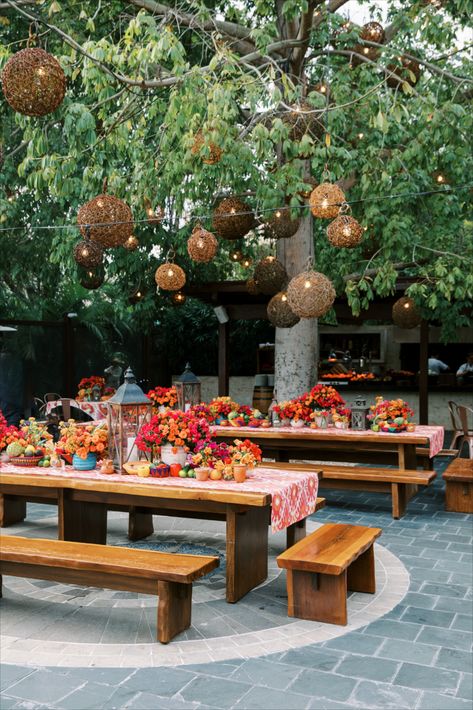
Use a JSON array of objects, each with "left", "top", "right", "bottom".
[
  {"left": 310, "top": 182, "right": 346, "bottom": 219},
  {"left": 360, "top": 21, "right": 385, "bottom": 43},
  {"left": 77, "top": 192, "right": 133, "bottom": 248},
  {"left": 191, "top": 130, "right": 222, "bottom": 164},
  {"left": 241, "top": 255, "right": 253, "bottom": 269},
  {"left": 187, "top": 224, "right": 218, "bottom": 262},
  {"left": 283, "top": 102, "right": 325, "bottom": 142},
  {"left": 80, "top": 269, "right": 104, "bottom": 290},
  {"left": 230, "top": 249, "right": 244, "bottom": 262},
  {"left": 129, "top": 287, "right": 146, "bottom": 305},
  {"left": 254, "top": 256, "right": 288, "bottom": 295},
  {"left": 144, "top": 198, "right": 164, "bottom": 225},
  {"left": 212, "top": 197, "right": 254, "bottom": 240},
  {"left": 123, "top": 235, "right": 139, "bottom": 251},
  {"left": 171, "top": 290, "right": 186, "bottom": 306},
  {"left": 246, "top": 277, "right": 259, "bottom": 295},
  {"left": 327, "top": 206, "right": 363, "bottom": 248},
  {"left": 387, "top": 56, "right": 421, "bottom": 88},
  {"left": 155, "top": 260, "right": 186, "bottom": 291},
  {"left": 266, "top": 208, "right": 300, "bottom": 239},
  {"left": 287, "top": 269, "right": 336, "bottom": 318},
  {"left": 1, "top": 48, "right": 66, "bottom": 117},
  {"left": 73, "top": 229, "right": 103, "bottom": 269},
  {"left": 298, "top": 176, "right": 319, "bottom": 201},
  {"left": 267, "top": 291, "right": 300, "bottom": 328},
  {"left": 392, "top": 296, "right": 422, "bottom": 329}
]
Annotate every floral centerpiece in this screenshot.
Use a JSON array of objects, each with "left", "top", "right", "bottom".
[
  {"left": 136, "top": 410, "right": 210, "bottom": 465},
  {"left": 230, "top": 439, "right": 262, "bottom": 467},
  {"left": 56, "top": 421, "right": 108, "bottom": 469},
  {"left": 273, "top": 397, "right": 312, "bottom": 425},
  {"left": 77, "top": 376, "right": 114, "bottom": 402},
  {"left": 332, "top": 407, "right": 351, "bottom": 429},
  {"left": 304, "top": 384, "right": 345, "bottom": 412},
  {"left": 0, "top": 409, "right": 18, "bottom": 453},
  {"left": 208, "top": 396, "right": 252, "bottom": 424},
  {"left": 190, "top": 440, "right": 231, "bottom": 469},
  {"left": 368, "top": 396, "right": 414, "bottom": 433},
  {"left": 147, "top": 385, "right": 178, "bottom": 412}
]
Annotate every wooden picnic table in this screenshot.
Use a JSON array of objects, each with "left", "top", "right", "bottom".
[{"left": 0, "top": 465, "right": 321, "bottom": 603}]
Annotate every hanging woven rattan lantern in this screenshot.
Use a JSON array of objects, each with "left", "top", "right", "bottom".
[
  {"left": 187, "top": 224, "right": 218, "bottom": 262},
  {"left": 79, "top": 269, "right": 104, "bottom": 290},
  {"left": 241, "top": 255, "right": 253, "bottom": 268},
  {"left": 144, "top": 198, "right": 164, "bottom": 225},
  {"left": 392, "top": 296, "right": 422, "bottom": 329},
  {"left": 155, "top": 261, "right": 186, "bottom": 291},
  {"left": 246, "top": 277, "right": 259, "bottom": 295},
  {"left": 123, "top": 235, "right": 139, "bottom": 251},
  {"left": 73, "top": 230, "right": 103, "bottom": 269},
  {"left": 287, "top": 269, "right": 336, "bottom": 318},
  {"left": 432, "top": 171, "right": 449, "bottom": 186},
  {"left": 282, "top": 102, "right": 326, "bottom": 142},
  {"left": 386, "top": 56, "right": 421, "bottom": 88},
  {"left": 360, "top": 21, "right": 385, "bottom": 43},
  {"left": 191, "top": 130, "right": 223, "bottom": 165},
  {"left": 1, "top": 48, "right": 66, "bottom": 117},
  {"left": 129, "top": 287, "right": 145, "bottom": 305},
  {"left": 254, "top": 256, "right": 287, "bottom": 295},
  {"left": 298, "top": 176, "right": 319, "bottom": 201},
  {"left": 78, "top": 190, "right": 133, "bottom": 248},
  {"left": 327, "top": 205, "right": 363, "bottom": 248},
  {"left": 310, "top": 182, "right": 345, "bottom": 219},
  {"left": 267, "top": 291, "right": 300, "bottom": 328},
  {"left": 171, "top": 290, "right": 187, "bottom": 306},
  {"left": 212, "top": 196, "right": 254, "bottom": 241},
  {"left": 266, "top": 207, "right": 301, "bottom": 239},
  {"left": 230, "top": 249, "right": 244, "bottom": 262}
]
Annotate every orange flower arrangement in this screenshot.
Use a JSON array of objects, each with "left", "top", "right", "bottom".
[
  {"left": 273, "top": 398, "right": 312, "bottom": 422},
  {"left": 136, "top": 411, "right": 210, "bottom": 452},
  {"left": 57, "top": 421, "right": 108, "bottom": 459},
  {"left": 147, "top": 386, "right": 178, "bottom": 411}
]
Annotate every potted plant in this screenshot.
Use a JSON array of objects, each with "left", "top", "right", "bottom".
[
  {"left": 208, "top": 396, "right": 252, "bottom": 424},
  {"left": 368, "top": 396, "right": 414, "bottom": 432},
  {"left": 56, "top": 421, "right": 108, "bottom": 470},
  {"left": 230, "top": 439, "right": 262, "bottom": 482},
  {"left": 311, "top": 409, "right": 331, "bottom": 428},
  {"left": 190, "top": 440, "right": 232, "bottom": 481},
  {"left": 332, "top": 407, "right": 351, "bottom": 429},
  {"left": 146, "top": 385, "right": 178, "bottom": 413},
  {"left": 304, "top": 384, "right": 345, "bottom": 425},
  {"left": 273, "top": 398, "right": 312, "bottom": 427},
  {"left": 136, "top": 410, "right": 210, "bottom": 466}
]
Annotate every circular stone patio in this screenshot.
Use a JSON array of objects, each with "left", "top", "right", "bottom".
[{"left": 0, "top": 509, "right": 409, "bottom": 667}]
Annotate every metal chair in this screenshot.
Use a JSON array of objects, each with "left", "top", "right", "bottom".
[
  {"left": 457, "top": 406, "right": 473, "bottom": 459},
  {"left": 43, "top": 392, "right": 62, "bottom": 403},
  {"left": 448, "top": 401, "right": 466, "bottom": 451},
  {"left": 47, "top": 398, "right": 92, "bottom": 422}
]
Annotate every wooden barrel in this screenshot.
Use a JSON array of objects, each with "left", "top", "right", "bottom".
[{"left": 252, "top": 385, "right": 274, "bottom": 414}]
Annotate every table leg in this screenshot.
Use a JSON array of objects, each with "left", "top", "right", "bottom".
[
  {"left": 398, "top": 444, "right": 419, "bottom": 500},
  {"left": 286, "top": 518, "right": 306, "bottom": 548},
  {"left": 58, "top": 491, "right": 107, "bottom": 544},
  {"left": 128, "top": 507, "right": 154, "bottom": 541},
  {"left": 226, "top": 505, "right": 269, "bottom": 603},
  {"left": 0, "top": 495, "right": 26, "bottom": 527}
]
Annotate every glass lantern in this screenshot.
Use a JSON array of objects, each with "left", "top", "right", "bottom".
[
  {"left": 351, "top": 396, "right": 370, "bottom": 431},
  {"left": 175, "top": 363, "right": 201, "bottom": 412},
  {"left": 106, "top": 367, "right": 152, "bottom": 471}
]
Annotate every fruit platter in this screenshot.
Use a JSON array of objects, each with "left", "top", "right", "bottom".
[{"left": 2, "top": 418, "right": 54, "bottom": 467}]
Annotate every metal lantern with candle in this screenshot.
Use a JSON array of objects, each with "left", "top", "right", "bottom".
[
  {"left": 351, "top": 396, "right": 370, "bottom": 431},
  {"left": 106, "top": 367, "right": 152, "bottom": 471},
  {"left": 175, "top": 363, "right": 201, "bottom": 411}
]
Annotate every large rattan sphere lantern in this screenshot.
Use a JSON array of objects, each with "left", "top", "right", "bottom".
[
  {"left": 360, "top": 21, "right": 385, "bottom": 43},
  {"left": 246, "top": 277, "right": 259, "bottom": 295},
  {"left": 155, "top": 262, "right": 186, "bottom": 291},
  {"left": 212, "top": 196, "right": 254, "bottom": 240},
  {"left": 80, "top": 269, "right": 104, "bottom": 290},
  {"left": 387, "top": 56, "right": 421, "bottom": 88},
  {"left": 77, "top": 193, "right": 133, "bottom": 248},
  {"left": 327, "top": 211, "right": 363, "bottom": 248},
  {"left": 187, "top": 224, "right": 218, "bottom": 262},
  {"left": 254, "top": 256, "right": 287, "bottom": 295},
  {"left": 392, "top": 296, "right": 422, "bottom": 329},
  {"left": 287, "top": 270, "right": 336, "bottom": 318},
  {"left": 1, "top": 48, "right": 66, "bottom": 117},
  {"left": 73, "top": 236, "right": 103, "bottom": 269},
  {"left": 267, "top": 291, "right": 300, "bottom": 328},
  {"left": 266, "top": 208, "right": 300, "bottom": 239},
  {"left": 123, "top": 235, "right": 139, "bottom": 251},
  {"left": 283, "top": 102, "right": 325, "bottom": 142},
  {"left": 310, "top": 183, "right": 345, "bottom": 219},
  {"left": 191, "top": 131, "right": 222, "bottom": 164}
]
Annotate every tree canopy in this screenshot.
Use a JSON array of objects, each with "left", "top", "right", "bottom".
[{"left": 1, "top": 0, "right": 472, "bottom": 347}]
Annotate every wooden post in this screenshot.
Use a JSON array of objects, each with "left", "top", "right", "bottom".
[
  {"left": 218, "top": 321, "right": 229, "bottom": 396},
  {"left": 63, "top": 316, "right": 75, "bottom": 397},
  {"left": 419, "top": 320, "right": 429, "bottom": 424}
]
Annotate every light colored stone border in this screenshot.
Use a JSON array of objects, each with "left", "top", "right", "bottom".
[{"left": 0, "top": 524, "right": 409, "bottom": 668}]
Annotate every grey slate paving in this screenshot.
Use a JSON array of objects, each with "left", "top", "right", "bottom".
[
  {"left": 229, "top": 658, "right": 303, "bottom": 690},
  {"left": 233, "top": 685, "right": 311, "bottom": 709},
  {"left": 435, "top": 648, "right": 473, "bottom": 674},
  {"left": 335, "top": 655, "right": 399, "bottom": 683},
  {"left": 180, "top": 676, "right": 250, "bottom": 708},
  {"left": 278, "top": 647, "right": 345, "bottom": 672},
  {"left": 416, "top": 626, "right": 473, "bottom": 650},
  {"left": 394, "top": 662, "right": 460, "bottom": 692},
  {"left": 418, "top": 691, "right": 473, "bottom": 709},
  {"left": 377, "top": 638, "right": 439, "bottom": 665},
  {"left": 0, "top": 665, "right": 36, "bottom": 692},
  {"left": 288, "top": 668, "right": 357, "bottom": 702},
  {"left": 323, "top": 632, "right": 384, "bottom": 656},
  {"left": 352, "top": 680, "right": 420, "bottom": 709},
  {"left": 400, "top": 605, "right": 456, "bottom": 628},
  {"left": 457, "top": 673, "right": 473, "bottom": 700},
  {"left": 4, "top": 669, "right": 84, "bottom": 705}
]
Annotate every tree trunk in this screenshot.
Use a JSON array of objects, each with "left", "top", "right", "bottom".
[{"left": 275, "top": 211, "right": 317, "bottom": 400}]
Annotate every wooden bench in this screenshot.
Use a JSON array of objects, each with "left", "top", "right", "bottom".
[
  {"left": 263, "top": 462, "right": 436, "bottom": 519},
  {"left": 0, "top": 536, "right": 219, "bottom": 643},
  {"left": 277, "top": 523, "right": 382, "bottom": 625},
  {"left": 443, "top": 459, "right": 473, "bottom": 513}
]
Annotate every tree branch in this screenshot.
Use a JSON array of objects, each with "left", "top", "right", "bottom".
[{"left": 344, "top": 261, "right": 425, "bottom": 283}]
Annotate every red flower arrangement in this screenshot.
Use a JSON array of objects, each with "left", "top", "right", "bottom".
[
  {"left": 76, "top": 376, "right": 113, "bottom": 401},
  {"left": 190, "top": 440, "right": 232, "bottom": 468},
  {"left": 147, "top": 386, "right": 178, "bottom": 411},
  {"left": 368, "top": 396, "right": 414, "bottom": 432},
  {"left": 136, "top": 410, "right": 210, "bottom": 453},
  {"left": 273, "top": 397, "right": 312, "bottom": 422},
  {"left": 0, "top": 409, "right": 18, "bottom": 452},
  {"left": 230, "top": 439, "right": 262, "bottom": 466},
  {"left": 304, "top": 384, "right": 345, "bottom": 411}
]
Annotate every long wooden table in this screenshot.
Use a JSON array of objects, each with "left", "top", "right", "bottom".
[
  {"left": 0, "top": 467, "right": 320, "bottom": 603},
  {"left": 213, "top": 425, "right": 444, "bottom": 470}
]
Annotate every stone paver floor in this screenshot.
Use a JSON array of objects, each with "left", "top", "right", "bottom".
[{"left": 0, "top": 455, "right": 472, "bottom": 709}]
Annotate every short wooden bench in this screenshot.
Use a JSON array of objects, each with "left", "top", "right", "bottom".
[
  {"left": 0, "top": 536, "right": 219, "bottom": 643},
  {"left": 443, "top": 459, "right": 473, "bottom": 513},
  {"left": 277, "top": 523, "right": 382, "bottom": 625},
  {"left": 263, "top": 462, "right": 436, "bottom": 519}
]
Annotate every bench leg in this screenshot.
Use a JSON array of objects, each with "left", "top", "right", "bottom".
[
  {"left": 128, "top": 507, "right": 154, "bottom": 541},
  {"left": 286, "top": 569, "right": 347, "bottom": 625},
  {"left": 0, "top": 495, "right": 27, "bottom": 527},
  {"left": 157, "top": 580, "right": 192, "bottom": 643},
  {"left": 391, "top": 483, "right": 407, "bottom": 519},
  {"left": 286, "top": 519, "right": 306, "bottom": 548},
  {"left": 347, "top": 544, "right": 376, "bottom": 594}
]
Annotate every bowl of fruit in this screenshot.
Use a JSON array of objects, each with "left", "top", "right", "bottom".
[{"left": 6, "top": 442, "right": 44, "bottom": 467}]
